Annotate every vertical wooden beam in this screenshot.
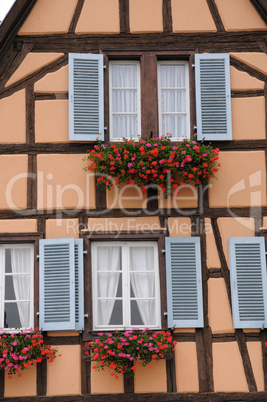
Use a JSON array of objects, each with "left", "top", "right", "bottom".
[
  {"left": 27, "top": 154, "right": 37, "bottom": 210},
  {"left": 147, "top": 187, "right": 159, "bottom": 211},
  {"left": 206, "top": 0, "right": 225, "bottom": 32},
  {"left": 26, "top": 83, "right": 35, "bottom": 144},
  {"left": 68, "top": 0, "right": 85, "bottom": 33},
  {"left": 124, "top": 375, "right": 134, "bottom": 393},
  {"left": 95, "top": 176, "right": 107, "bottom": 210},
  {"left": 37, "top": 360, "right": 47, "bottom": 396},
  {"left": 236, "top": 330, "right": 257, "bottom": 392},
  {"left": 140, "top": 54, "right": 158, "bottom": 139},
  {"left": 0, "top": 370, "right": 4, "bottom": 397},
  {"left": 119, "top": 0, "right": 130, "bottom": 33},
  {"left": 166, "top": 358, "right": 177, "bottom": 392},
  {"left": 260, "top": 329, "right": 267, "bottom": 391},
  {"left": 162, "top": 0, "right": 172, "bottom": 33}
]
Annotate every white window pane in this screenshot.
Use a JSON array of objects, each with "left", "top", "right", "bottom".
[
  {"left": 162, "top": 89, "right": 186, "bottom": 113},
  {"left": 97, "top": 299, "right": 123, "bottom": 326},
  {"left": 160, "top": 64, "right": 185, "bottom": 87},
  {"left": 97, "top": 246, "right": 121, "bottom": 271},
  {"left": 130, "top": 273, "right": 155, "bottom": 297},
  {"left": 162, "top": 114, "right": 187, "bottom": 138},
  {"left": 5, "top": 275, "right": 31, "bottom": 300},
  {"left": 131, "top": 300, "right": 156, "bottom": 326},
  {"left": 98, "top": 273, "right": 122, "bottom": 297},
  {"left": 113, "top": 115, "right": 138, "bottom": 139},
  {"left": 5, "top": 248, "right": 32, "bottom": 273},
  {"left": 4, "top": 302, "right": 30, "bottom": 328},
  {"left": 112, "top": 64, "right": 137, "bottom": 87},
  {"left": 129, "top": 246, "right": 154, "bottom": 271},
  {"left": 112, "top": 89, "right": 137, "bottom": 113}
]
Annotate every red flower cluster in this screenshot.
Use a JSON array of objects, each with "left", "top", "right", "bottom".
[
  {"left": 0, "top": 328, "right": 58, "bottom": 378},
  {"left": 84, "top": 329, "right": 177, "bottom": 378},
  {"left": 84, "top": 135, "right": 220, "bottom": 198}
]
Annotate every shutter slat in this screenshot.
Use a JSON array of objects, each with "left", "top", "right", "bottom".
[
  {"left": 39, "top": 239, "right": 76, "bottom": 331},
  {"left": 69, "top": 53, "right": 104, "bottom": 141},
  {"left": 165, "top": 237, "right": 203, "bottom": 328},
  {"left": 195, "top": 53, "right": 232, "bottom": 141},
  {"left": 74, "top": 239, "right": 84, "bottom": 331},
  {"left": 229, "top": 237, "right": 267, "bottom": 329}
]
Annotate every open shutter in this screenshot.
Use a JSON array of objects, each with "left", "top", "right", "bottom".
[
  {"left": 229, "top": 237, "right": 267, "bottom": 329},
  {"left": 165, "top": 237, "right": 203, "bottom": 328},
  {"left": 195, "top": 53, "right": 232, "bottom": 141},
  {"left": 69, "top": 53, "right": 104, "bottom": 141},
  {"left": 39, "top": 238, "right": 76, "bottom": 331},
  {"left": 74, "top": 239, "right": 84, "bottom": 330}
]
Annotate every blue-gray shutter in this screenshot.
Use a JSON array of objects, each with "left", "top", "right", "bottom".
[
  {"left": 195, "top": 53, "right": 232, "bottom": 141},
  {"left": 39, "top": 238, "right": 77, "bottom": 331},
  {"left": 229, "top": 237, "right": 267, "bottom": 329},
  {"left": 69, "top": 53, "right": 104, "bottom": 141},
  {"left": 74, "top": 239, "right": 84, "bottom": 330},
  {"left": 165, "top": 237, "right": 204, "bottom": 328}
]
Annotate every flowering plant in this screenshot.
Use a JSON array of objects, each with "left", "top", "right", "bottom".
[
  {"left": 84, "top": 329, "right": 177, "bottom": 378},
  {"left": 84, "top": 135, "right": 220, "bottom": 198},
  {"left": 0, "top": 328, "right": 58, "bottom": 379}
]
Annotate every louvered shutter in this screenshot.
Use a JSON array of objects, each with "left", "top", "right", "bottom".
[
  {"left": 165, "top": 237, "right": 204, "bottom": 328},
  {"left": 195, "top": 53, "right": 232, "bottom": 141},
  {"left": 69, "top": 53, "right": 104, "bottom": 141},
  {"left": 39, "top": 238, "right": 76, "bottom": 331},
  {"left": 229, "top": 237, "right": 267, "bottom": 329},
  {"left": 74, "top": 239, "right": 84, "bottom": 330}
]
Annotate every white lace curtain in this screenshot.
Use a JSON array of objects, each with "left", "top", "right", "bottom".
[
  {"left": 10, "top": 248, "right": 32, "bottom": 328},
  {"left": 111, "top": 63, "right": 139, "bottom": 139}
]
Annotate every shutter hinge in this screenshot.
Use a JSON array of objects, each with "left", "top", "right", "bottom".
[
  {"left": 192, "top": 64, "right": 195, "bottom": 68},
  {"left": 164, "top": 312, "right": 168, "bottom": 316},
  {"left": 84, "top": 314, "right": 89, "bottom": 318},
  {"left": 37, "top": 312, "right": 39, "bottom": 316},
  {"left": 193, "top": 126, "right": 197, "bottom": 130},
  {"left": 83, "top": 251, "right": 87, "bottom": 255},
  {"left": 104, "top": 127, "right": 107, "bottom": 131},
  {"left": 37, "top": 255, "right": 39, "bottom": 259},
  {"left": 262, "top": 323, "right": 265, "bottom": 330},
  {"left": 103, "top": 65, "right": 106, "bottom": 69},
  {"left": 162, "top": 249, "right": 166, "bottom": 254}
]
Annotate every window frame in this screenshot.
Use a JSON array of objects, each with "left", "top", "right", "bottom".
[
  {"left": 157, "top": 60, "right": 190, "bottom": 140},
  {"left": 109, "top": 60, "right": 141, "bottom": 141},
  {"left": 0, "top": 233, "right": 40, "bottom": 332},
  {"left": 91, "top": 240, "right": 161, "bottom": 331}
]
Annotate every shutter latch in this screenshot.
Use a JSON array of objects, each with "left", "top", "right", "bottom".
[
  {"left": 164, "top": 312, "right": 168, "bottom": 316},
  {"left": 83, "top": 251, "right": 87, "bottom": 255},
  {"left": 84, "top": 314, "right": 89, "bottom": 318},
  {"left": 162, "top": 249, "right": 166, "bottom": 254}
]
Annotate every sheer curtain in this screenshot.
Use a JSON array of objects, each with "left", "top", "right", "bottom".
[
  {"left": 130, "top": 246, "right": 156, "bottom": 325},
  {"left": 159, "top": 63, "right": 187, "bottom": 138},
  {"left": 111, "top": 63, "right": 139, "bottom": 139},
  {"left": 10, "top": 248, "right": 32, "bottom": 328},
  {"left": 97, "top": 246, "right": 121, "bottom": 325}
]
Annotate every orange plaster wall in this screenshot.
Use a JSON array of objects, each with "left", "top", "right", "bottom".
[
  {"left": 129, "top": 0, "right": 163, "bottom": 33},
  {"left": 232, "top": 97, "right": 265, "bottom": 141},
  {"left": 18, "top": 0, "right": 78, "bottom": 35},
  {"left": 35, "top": 65, "right": 68, "bottom": 93},
  {"left": 0, "top": 90, "right": 26, "bottom": 143},
  {"left": 91, "top": 362, "right": 124, "bottom": 394},
  {"left": 46, "top": 345, "right": 81, "bottom": 396},
  {"left": 217, "top": 217, "right": 255, "bottom": 267},
  {"left": 47, "top": 331, "right": 79, "bottom": 337},
  {"left": 134, "top": 359, "right": 167, "bottom": 393},
  {"left": 247, "top": 342, "right": 265, "bottom": 391},
  {"left": 175, "top": 342, "right": 199, "bottom": 392},
  {"left": 213, "top": 342, "right": 248, "bottom": 392},
  {"left": 87, "top": 217, "right": 162, "bottom": 233},
  {"left": 46, "top": 218, "right": 80, "bottom": 239},
  {"left": 171, "top": 0, "right": 216, "bottom": 32},
  {"left": 75, "top": 0, "right": 120, "bottom": 34},
  {"left": 261, "top": 216, "right": 267, "bottom": 229},
  {"left": 168, "top": 217, "right": 191, "bottom": 237},
  {"left": 205, "top": 218, "right": 221, "bottom": 269},
  {"left": 37, "top": 154, "right": 95, "bottom": 210},
  {"left": 5, "top": 53, "right": 64, "bottom": 87},
  {"left": 208, "top": 278, "right": 234, "bottom": 334},
  {"left": 159, "top": 184, "right": 198, "bottom": 209},
  {"left": 215, "top": 0, "right": 267, "bottom": 31},
  {"left": 106, "top": 183, "right": 147, "bottom": 209},
  {"left": 0, "top": 219, "right": 37, "bottom": 233},
  {"left": 35, "top": 100, "right": 69, "bottom": 143},
  {"left": 4, "top": 365, "right": 36, "bottom": 397},
  {"left": 230, "top": 66, "right": 264, "bottom": 91},
  {"left": 0, "top": 155, "right": 28, "bottom": 210},
  {"left": 209, "top": 151, "right": 266, "bottom": 208},
  {"left": 231, "top": 52, "right": 267, "bottom": 75}
]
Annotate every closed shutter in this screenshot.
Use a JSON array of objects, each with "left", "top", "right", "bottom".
[
  {"left": 165, "top": 237, "right": 204, "bottom": 328},
  {"left": 69, "top": 53, "right": 104, "bottom": 141},
  {"left": 195, "top": 53, "right": 232, "bottom": 141},
  {"left": 229, "top": 237, "right": 267, "bottom": 329},
  {"left": 39, "top": 238, "right": 83, "bottom": 331}
]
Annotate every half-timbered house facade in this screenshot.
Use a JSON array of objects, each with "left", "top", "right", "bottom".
[{"left": 0, "top": 0, "right": 267, "bottom": 400}]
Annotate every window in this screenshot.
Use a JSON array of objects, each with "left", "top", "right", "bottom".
[
  {"left": 91, "top": 241, "right": 161, "bottom": 330},
  {"left": 0, "top": 244, "right": 34, "bottom": 330},
  {"left": 229, "top": 237, "right": 267, "bottom": 328},
  {"left": 109, "top": 61, "right": 141, "bottom": 140},
  {"left": 157, "top": 61, "right": 190, "bottom": 139}
]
